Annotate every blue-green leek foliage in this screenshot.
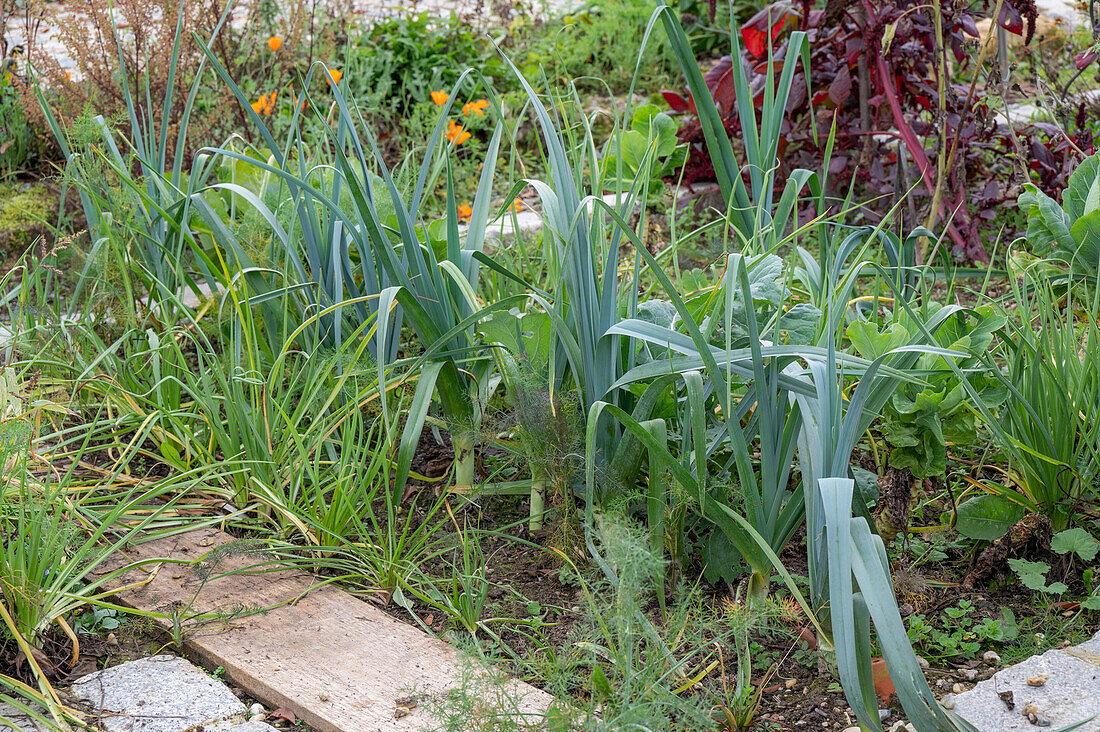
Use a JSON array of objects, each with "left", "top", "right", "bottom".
[
  {"left": 33, "top": 5, "right": 233, "bottom": 325},
  {"left": 196, "top": 44, "right": 521, "bottom": 495}
]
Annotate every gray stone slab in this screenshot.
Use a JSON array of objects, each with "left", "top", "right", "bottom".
[
  {"left": 952, "top": 632, "right": 1100, "bottom": 731},
  {"left": 72, "top": 655, "right": 246, "bottom": 732},
  {"left": 0, "top": 703, "right": 51, "bottom": 732},
  {"left": 207, "top": 722, "right": 279, "bottom": 732}
]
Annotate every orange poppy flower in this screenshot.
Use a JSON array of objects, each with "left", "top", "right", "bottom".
[
  {"left": 445, "top": 119, "right": 471, "bottom": 145},
  {"left": 457, "top": 204, "right": 473, "bottom": 222},
  {"left": 462, "top": 99, "right": 489, "bottom": 116},
  {"left": 267, "top": 36, "right": 282, "bottom": 51},
  {"left": 430, "top": 90, "right": 449, "bottom": 106},
  {"left": 251, "top": 92, "right": 276, "bottom": 115},
  {"left": 326, "top": 68, "right": 343, "bottom": 86},
  {"left": 508, "top": 198, "right": 523, "bottom": 212}
]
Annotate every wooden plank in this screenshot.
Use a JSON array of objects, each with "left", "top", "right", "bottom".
[{"left": 97, "top": 528, "right": 552, "bottom": 731}]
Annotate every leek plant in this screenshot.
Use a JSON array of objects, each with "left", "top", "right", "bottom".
[
  {"left": 491, "top": 62, "right": 638, "bottom": 468},
  {"left": 648, "top": 6, "right": 981, "bottom": 727},
  {"left": 592, "top": 246, "right": 973, "bottom": 730},
  {"left": 472, "top": 58, "right": 665, "bottom": 525},
  {"left": 654, "top": 1, "right": 813, "bottom": 251},
  {"left": 197, "top": 48, "right": 515, "bottom": 495},
  {"left": 791, "top": 305, "right": 973, "bottom": 731},
  {"left": 32, "top": 5, "right": 233, "bottom": 326}
]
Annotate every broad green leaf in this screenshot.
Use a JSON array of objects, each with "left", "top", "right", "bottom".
[
  {"left": 619, "top": 129, "right": 650, "bottom": 172},
  {"left": 955, "top": 494, "right": 1025, "bottom": 541},
  {"left": 847, "top": 321, "right": 910, "bottom": 361},
  {"left": 1063, "top": 153, "right": 1100, "bottom": 221},
  {"left": 851, "top": 466, "right": 880, "bottom": 510},
  {"left": 636, "top": 299, "right": 678, "bottom": 329},
  {"left": 1019, "top": 183, "right": 1074, "bottom": 252},
  {"left": 1008, "top": 558, "right": 1053, "bottom": 592},
  {"left": 480, "top": 310, "right": 553, "bottom": 365},
  {"left": 778, "top": 303, "right": 822, "bottom": 345},
  {"left": 1051, "top": 528, "right": 1100, "bottom": 561},
  {"left": 702, "top": 529, "right": 748, "bottom": 585},
  {"left": 1068, "top": 208, "right": 1100, "bottom": 275},
  {"left": 632, "top": 105, "right": 679, "bottom": 159}
]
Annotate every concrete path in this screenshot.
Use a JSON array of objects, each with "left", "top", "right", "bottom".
[
  {"left": 73, "top": 655, "right": 279, "bottom": 732},
  {"left": 952, "top": 631, "right": 1100, "bottom": 731},
  {"left": 1, "top": 655, "right": 280, "bottom": 732}
]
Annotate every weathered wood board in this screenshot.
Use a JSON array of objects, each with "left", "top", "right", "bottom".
[{"left": 97, "top": 527, "right": 552, "bottom": 731}]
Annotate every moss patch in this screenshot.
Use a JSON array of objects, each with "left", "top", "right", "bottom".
[{"left": 0, "top": 182, "right": 56, "bottom": 258}]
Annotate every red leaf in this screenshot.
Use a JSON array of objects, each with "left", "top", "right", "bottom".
[
  {"left": 997, "top": 3, "right": 1023, "bottom": 35},
  {"left": 270, "top": 707, "right": 297, "bottom": 723},
  {"left": 811, "top": 89, "right": 831, "bottom": 106},
  {"left": 828, "top": 154, "right": 849, "bottom": 174},
  {"left": 704, "top": 56, "right": 734, "bottom": 91},
  {"left": 1052, "top": 601, "right": 1081, "bottom": 611},
  {"left": 829, "top": 65, "right": 852, "bottom": 106},
  {"left": 1076, "top": 51, "right": 1098, "bottom": 70},
  {"left": 753, "top": 60, "right": 786, "bottom": 75},
  {"left": 741, "top": 6, "right": 789, "bottom": 57},
  {"left": 959, "top": 13, "right": 979, "bottom": 37},
  {"left": 742, "top": 26, "right": 769, "bottom": 57},
  {"left": 661, "top": 90, "right": 692, "bottom": 113},
  {"left": 702, "top": 56, "right": 740, "bottom": 116}
]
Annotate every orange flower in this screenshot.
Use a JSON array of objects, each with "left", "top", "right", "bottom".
[
  {"left": 326, "top": 68, "right": 343, "bottom": 86},
  {"left": 462, "top": 98, "right": 489, "bottom": 116},
  {"left": 508, "top": 198, "right": 523, "bottom": 212},
  {"left": 456, "top": 204, "right": 473, "bottom": 222},
  {"left": 445, "top": 119, "right": 471, "bottom": 145},
  {"left": 267, "top": 36, "right": 282, "bottom": 51},
  {"left": 430, "top": 90, "right": 449, "bottom": 106},
  {"left": 251, "top": 92, "right": 276, "bottom": 115}
]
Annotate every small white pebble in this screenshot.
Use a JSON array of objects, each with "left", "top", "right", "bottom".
[
  {"left": 983, "top": 650, "right": 1001, "bottom": 665},
  {"left": 249, "top": 703, "right": 264, "bottom": 716},
  {"left": 941, "top": 694, "right": 956, "bottom": 710}
]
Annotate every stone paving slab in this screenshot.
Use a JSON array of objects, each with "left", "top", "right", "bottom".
[
  {"left": 952, "top": 631, "right": 1100, "bottom": 731},
  {"left": 0, "top": 703, "right": 51, "bottom": 732},
  {"left": 72, "top": 655, "right": 248, "bottom": 732},
  {"left": 208, "top": 721, "right": 280, "bottom": 732}
]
